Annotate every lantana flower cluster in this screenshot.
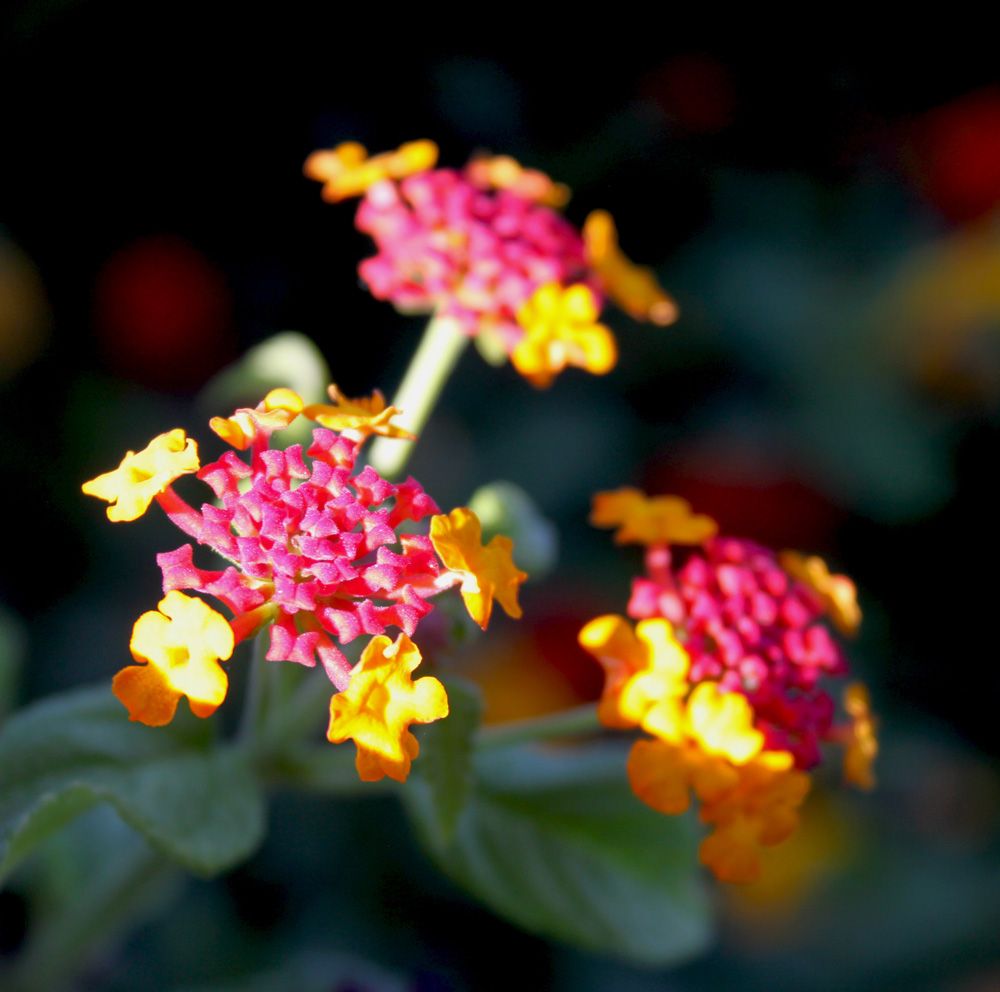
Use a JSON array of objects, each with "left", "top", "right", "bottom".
[
  {"left": 579, "top": 488, "right": 878, "bottom": 883},
  {"left": 304, "top": 140, "right": 678, "bottom": 387},
  {"left": 82, "top": 386, "right": 527, "bottom": 783}
]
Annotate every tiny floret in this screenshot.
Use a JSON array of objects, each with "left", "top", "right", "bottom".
[
  {"left": 304, "top": 140, "right": 439, "bottom": 202},
  {"left": 327, "top": 633, "right": 448, "bottom": 782},
  {"left": 430, "top": 507, "right": 528, "bottom": 629},
  {"left": 302, "top": 383, "right": 414, "bottom": 440},
  {"left": 82, "top": 429, "right": 200, "bottom": 522},
  {"left": 115, "top": 591, "right": 234, "bottom": 726},
  {"left": 780, "top": 550, "right": 862, "bottom": 636},
  {"left": 590, "top": 488, "right": 718, "bottom": 546},
  {"left": 512, "top": 283, "right": 617, "bottom": 389}
]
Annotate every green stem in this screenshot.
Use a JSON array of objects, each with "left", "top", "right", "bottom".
[
  {"left": 237, "top": 634, "right": 270, "bottom": 743},
  {"left": 368, "top": 315, "right": 469, "bottom": 479},
  {"left": 476, "top": 703, "right": 603, "bottom": 751}
]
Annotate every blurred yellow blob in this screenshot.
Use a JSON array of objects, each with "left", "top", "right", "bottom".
[
  {"left": 303, "top": 383, "right": 414, "bottom": 440},
  {"left": 114, "top": 591, "right": 234, "bottom": 725},
  {"left": 780, "top": 550, "right": 862, "bottom": 636},
  {"left": 579, "top": 615, "right": 689, "bottom": 729},
  {"left": 590, "top": 487, "right": 718, "bottom": 546},
  {"left": 842, "top": 682, "right": 878, "bottom": 790},
  {"left": 82, "top": 428, "right": 200, "bottom": 522},
  {"left": 465, "top": 154, "right": 571, "bottom": 208},
  {"left": 583, "top": 210, "right": 679, "bottom": 326},
  {"left": 304, "top": 139, "right": 439, "bottom": 201},
  {"left": 430, "top": 507, "right": 527, "bottom": 629},
  {"left": 209, "top": 388, "right": 303, "bottom": 449},
  {"left": 327, "top": 633, "right": 448, "bottom": 783},
  {"left": 685, "top": 682, "right": 765, "bottom": 764},
  {"left": 511, "top": 283, "right": 617, "bottom": 388}
]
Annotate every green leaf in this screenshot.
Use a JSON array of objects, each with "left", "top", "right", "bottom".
[
  {"left": 0, "top": 686, "right": 266, "bottom": 885},
  {"left": 406, "top": 742, "right": 712, "bottom": 966},
  {"left": 412, "top": 677, "right": 483, "bottom": 845}
]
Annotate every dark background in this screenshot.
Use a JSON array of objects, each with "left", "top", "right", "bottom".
[{"left": 1, "top": 11, "right": 999, "bottom": 991}]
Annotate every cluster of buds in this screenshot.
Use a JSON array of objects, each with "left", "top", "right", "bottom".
[
  {"left": 304, "top": 140, "right": 678, "bottom": 387},
  {"left": 82, "top": 386, "right": 527, "bottom": 783},
  {"left": 579, "top": 488, "right": 877, "bottom": 883}
]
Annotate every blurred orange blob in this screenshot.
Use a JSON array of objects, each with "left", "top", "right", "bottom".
[{"left": 93, "top": 236, "right": 235, "bottom": 389}]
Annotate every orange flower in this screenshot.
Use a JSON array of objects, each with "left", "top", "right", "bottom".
[
  {"left": 841, "top": 682, "right": 878, "bottom": 790},
  {"left": 209, "top": 387, "right": 304, "bottom": 450},
  {"left": 578, "top": 615, "right": 689, "bottom": 729},
  {"left": 465, "top": 154, "right": 570, "bottom": 208},
  {"left": 430, "top": 508, "right": 527, "bottom": 629},
  {"left": 113, "top": 591, "right": 234, "bottom": 726},
  {"left": 302, "top": 383, "right": 414, "bottom": 440},
  {"left": 590, "top": 488, "right": 718, "bottom": 546},
  {"left": 304, "top": 140, "right": 439, "bottom": 202},
  {"left": 511, "top": 283, "right": 617, "bottom": 388},
  {"left": 82, "top": 428, "right": 200, "bottom": 522},
  {"left": 780, "top": 550, "right": 862, "bottom": 636},
  {"left": 583, "top": 210, "right": 678, "bottom": 326},
  {"left": 327, "top": 633, "right": 448, "bottom": 782}
]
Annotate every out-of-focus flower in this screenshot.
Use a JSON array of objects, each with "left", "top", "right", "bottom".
[
  {"left": 327, "top": 633, "right": 448, "bottom": 782},
  {"left": 580, "top": 488, "right": 875, "bottom": 883},
  {"left": 429, "top": 507, "right": 527, "bottom": 629},
  {"left": 305, "top": 141, "right": 676, "bottom": 387},
  {"left": 82, "top": 389, "right": 525, "bottom": 781},
  {"left": 304, "top": 140, "right": 439, "bottom": 202},
  {"left": 510, "top": 283, "right": 617, "bottom": 388},
  {"left": 779, "top": 550, "right": 861, "bottom": 636},
  {"left": 114, "top": 591, "right": 234, "bottom": 726},
  {"left": 590, "top": 487, "right": 717, "bottom": 546},
  {"left": 583, "top": 210, "right": 679, "bottom": 326}
]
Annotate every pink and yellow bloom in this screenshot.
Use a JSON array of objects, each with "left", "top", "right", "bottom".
[
  {"left": 305, "top": 141, "right": 678, "bottom": 388},
  {"left": 581, "top": 488, "right": 877, "bottom": 884},
  {"left": 83, "top": 388, "right": 526, "bottom": 781}
]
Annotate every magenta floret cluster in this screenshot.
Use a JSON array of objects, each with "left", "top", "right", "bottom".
[
  {"left": 355, "top": 167, "right": 596, "bottom": 348},
  {"left": 628, "top": 538, "right": 846, "bottom": 768},
  {"left": 156, "top": 428, "right": 442, "bottom": 690}
]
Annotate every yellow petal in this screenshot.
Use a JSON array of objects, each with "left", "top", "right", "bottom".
[
  {"left": 627, "top": 738, "right": 693, "bottom": 815},
  {"left": 82, "top": 429, "right": 199, "bottom": 522},
  {"left": 327, "top": 633, "right": 449, "bottom": 783},
  {"left": 304, "top": 140, "right": 438, "bottom": 202},
  {"left": 303, "top": 383, "right": 414, "bottom": 440},
  {"left": 685, "top": 682, "right": 764, "bottom": 765},
  {"left": 780, "top": 550, "right": 862, "bottom": 636},
  {"left": 430, "top": 508, "right": 527, "bottom": 629},
  {"left": 590, "top": 488, "right": 717, "bottom": 547}
]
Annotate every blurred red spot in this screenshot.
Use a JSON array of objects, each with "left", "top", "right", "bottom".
[
  {"left": 642, "top": 54, "right": 735, "bottom": 135},
  {"left": 94, "top": 236, "right": 235, "bottom": 389},
  {"left": 911, "top": 88, "right": 1000, "bottom": 223}
]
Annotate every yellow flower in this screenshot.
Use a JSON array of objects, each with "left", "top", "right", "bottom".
[
  {"left": 429, "top": 507, "right": 527, "bottom": 629},
  {"left": 304, "top": 140, "right": 439, "bottom": 202},
  {"left": 583, "top": 210, "right": 679, "bottom": 326},
  {"left": 511, "top": 283, "right": 617, "bottom": 388},
  {"left": 113, "top": 591, "right": 234, "bottom": 726},
  {"left": 302, "top": 383, "right": 414, "bottom": 440},
  {"left": 327, "top": 633, "right": 448, "bottom": 782},
  {"left": 590, "top": 487, "right": 718, "bottom": 546},
  {"left": 841, "top": 682, "right": 878, "bottom": 790},
  {"left": 209, "top": 388, "right": 304, "bottom": 450},
  {"left": 82, "top": 428, "right": 200, "bottom": 522},
  {"left": 780, "top": 550, "right": 862, "bottom": 636},
  {"left": 578, "top": 615, "right": 689, "bottom": 730},
  {"left": 685, "top": 682, "right": 764, "bottom": 765},
  {"left": 465, "top": 154, "right": 571, "bottom": 208}
]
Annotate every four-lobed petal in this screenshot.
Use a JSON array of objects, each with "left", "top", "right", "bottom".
[
  {"left": 327, "top": 633, "right": 449, "bottom": 782},
  {"left": 590, "top": 487, "right": 718, "bottom": 546}
]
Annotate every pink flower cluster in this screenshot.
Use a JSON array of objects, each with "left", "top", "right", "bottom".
[
  {"left": 628, "top": 539, "right": 846, "bottom": 768},
  {"left": 158, "top": 425, "right": 442, "bottom": 691},
  {"left": 356, "top": 168, "right": 596, "bottom": 349}
]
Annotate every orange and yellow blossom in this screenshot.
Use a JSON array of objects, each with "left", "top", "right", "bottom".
[
  {"left": 779, "top": 550, "right": 862, "bottom": 636},
  {"left": 429, "top": 507, "right": 527, "bottom": 629},
  {"left": 304, "top": 140, "right": 439, "bottom": 202},
  {"left": 302, "top": 383, "right": 414, "bottom": 440},
  {"left": 590, "top": 488, "right": 718, "bottom": 546},
  {"left": 327, "top": 633, "right": 448, "bottom": 783},
  {"left": 209, "top": 388, "right": 304, "bottom": 450},
  {"left": 511, "top": 283, "right": 617, "bottom": 389},
  {"left": 841, "top": 682, "right": 878, "bottom": 790},
  {"left": 81, "top": 429, "right": 200, "bottom": 522},
  {"left": 113, "top": 591, "right": 234, "bottom": 726},
  {"left": 583, "top": 210, "right": 679, "bottom": 327}
]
